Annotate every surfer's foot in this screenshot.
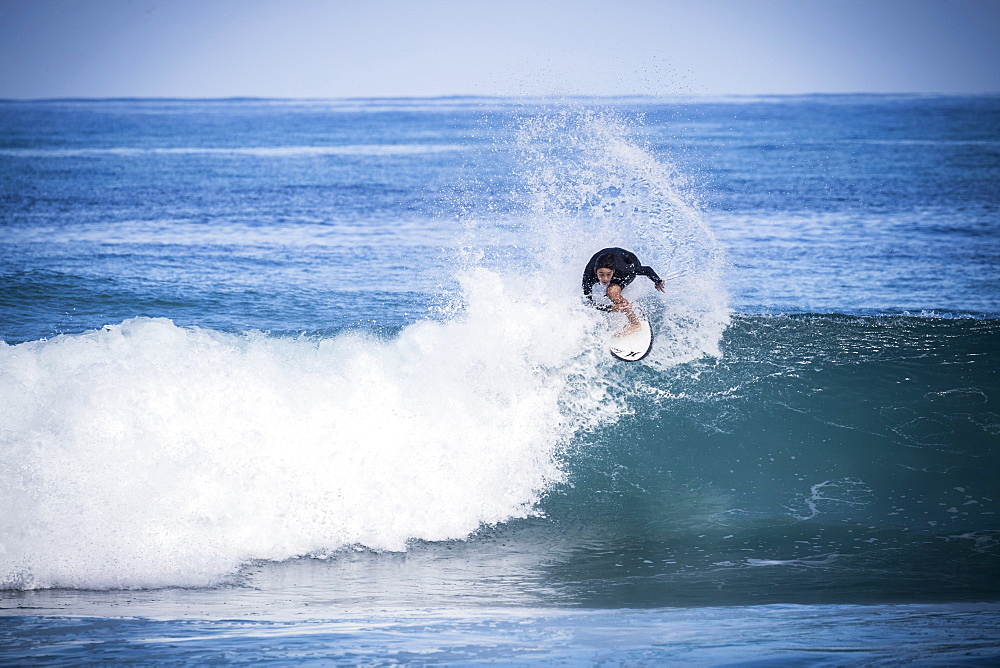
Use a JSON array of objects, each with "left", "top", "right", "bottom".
[{"left": 619, "top": 322, "right": 641, "bottom": 336}]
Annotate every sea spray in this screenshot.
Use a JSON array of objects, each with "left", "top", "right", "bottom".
[{"left": 506, "top": 107, "right": 729, "bottom": 366}]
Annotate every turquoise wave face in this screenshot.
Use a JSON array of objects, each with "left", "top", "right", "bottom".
[{"left": 535, "top": 314, "right": 1000, "bottom": 606}]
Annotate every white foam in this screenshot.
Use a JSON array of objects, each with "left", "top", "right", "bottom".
[{"left": 0, "top": 270, "right": 620, "bottom": 590}]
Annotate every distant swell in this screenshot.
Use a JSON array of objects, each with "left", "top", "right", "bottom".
[{"left": 0, "top": 145, "right": 464, "bottom": 158}]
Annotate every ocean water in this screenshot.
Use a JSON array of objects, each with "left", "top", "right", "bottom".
[{"left": 1, "top": 95, "right": 998, "bottom": 664}]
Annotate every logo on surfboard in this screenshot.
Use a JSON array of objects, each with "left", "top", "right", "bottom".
[{"left": 609, "top": 317, "right": 654, "bottom": 362}]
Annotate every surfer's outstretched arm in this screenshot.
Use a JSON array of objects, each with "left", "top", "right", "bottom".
[{"left": 635, "top": 265, "right": 666, "bottom": 292}]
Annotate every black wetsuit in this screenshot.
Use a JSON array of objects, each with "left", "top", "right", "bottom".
[{"left": 582, "top": 247, "right": 662, "bottom": 306}]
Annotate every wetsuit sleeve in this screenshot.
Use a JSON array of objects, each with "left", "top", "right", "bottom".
[{"left": 635, "top": 264, "right": 663, "bottom": 284}]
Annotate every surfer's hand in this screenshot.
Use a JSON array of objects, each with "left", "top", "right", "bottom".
[{"left": 655, "top": 280, "right": 666, "bottom": 293}]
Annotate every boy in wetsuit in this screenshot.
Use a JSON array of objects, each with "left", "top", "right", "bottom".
[{"left": 582, "top": 247, "right": 666, "bottom": 331}]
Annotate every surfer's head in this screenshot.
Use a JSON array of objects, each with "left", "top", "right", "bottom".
[{"left": 595, "top": 253, "right": 616, "bottom": 284}]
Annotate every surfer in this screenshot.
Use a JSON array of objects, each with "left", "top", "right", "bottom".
[{"left": 582, "top": 247, "right": 665, "bottom": 333}]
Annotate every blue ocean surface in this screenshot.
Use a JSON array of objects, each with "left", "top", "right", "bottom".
[{"left": 1, "top": 95, "right": 999, "bottom": 664}]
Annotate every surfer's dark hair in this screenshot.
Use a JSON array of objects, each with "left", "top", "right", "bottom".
[{"left": 596, "top": 253, "right": 617, "bottom": 270}]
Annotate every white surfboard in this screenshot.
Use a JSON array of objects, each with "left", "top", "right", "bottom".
[{"left": 609, "top": 314, "right": 654, "bottom": 362}]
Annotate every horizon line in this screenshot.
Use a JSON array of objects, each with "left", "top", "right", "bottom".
[{"left": 2, "top": 92, "right": 999, "bottom": 104}]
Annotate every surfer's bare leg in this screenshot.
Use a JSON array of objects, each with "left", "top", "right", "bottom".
[{"left": 607, "top": 284, "right": 641, "bottom": 335}]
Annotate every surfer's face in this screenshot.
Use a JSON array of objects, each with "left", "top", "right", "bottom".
[{"left": 596, "top": 268, "right": 614, "bottom": 285}]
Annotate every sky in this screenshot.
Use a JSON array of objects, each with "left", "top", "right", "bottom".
[{"left": 1, "top": 0, "right": 999, "bottom": 99}]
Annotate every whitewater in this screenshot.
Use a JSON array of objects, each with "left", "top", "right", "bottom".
[{"left": 1, "top": 95, "right": 998, "bottom": 663}]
